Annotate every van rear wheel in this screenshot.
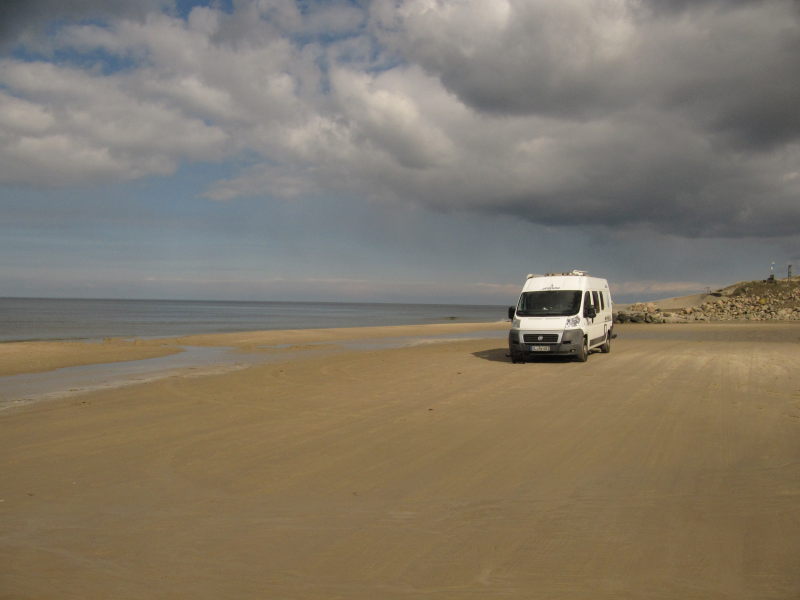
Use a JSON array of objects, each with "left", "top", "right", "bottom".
[
  {"left": 575, "top": 337, "right": 589, "bottom": 362},
  {"left": 600, "top": 332, "right": 611, "bottom": 353}
]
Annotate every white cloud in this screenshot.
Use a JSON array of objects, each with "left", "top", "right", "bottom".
[
  {"left": 0, "top": 57, "right": 229, "bottom": 185},
  {"left": 5, "top": 134, "right": 125, "bottom": 184},
  {"left": 0, "top": 91, "right": 54, "bottom": 133},
  {"left": 329, "top": 66, "right": 455, "bottom": 169}
]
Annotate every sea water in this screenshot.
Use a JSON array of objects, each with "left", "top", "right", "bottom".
[{"left": 0, "top": 297, "right": 506, "bottom": 342}]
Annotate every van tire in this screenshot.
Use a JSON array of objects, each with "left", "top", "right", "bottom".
[
  {"left": 600, "top": 332, "right": 612, "bottom": 353},
  {"left": 576, "top": 337, "right": 589, "bottom": 362}
]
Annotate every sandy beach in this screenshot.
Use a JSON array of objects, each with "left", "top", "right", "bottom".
[{"left": 2, "top": 321, "right": 800, "bottom": 599}]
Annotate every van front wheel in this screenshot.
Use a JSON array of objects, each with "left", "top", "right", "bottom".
[{"left": 576, "top": 337, "right": 589, "bottom": 362}]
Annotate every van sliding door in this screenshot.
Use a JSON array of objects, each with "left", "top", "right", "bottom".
[{"left": 585, "top": 291, "right": 605, "bottom": 347}]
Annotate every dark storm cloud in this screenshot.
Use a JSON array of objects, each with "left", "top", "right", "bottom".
[
  {"left": 363, "top": 0, "right": 800, "bottom": 237},
  {"left": 0, "top": 0, "right": 167, "bottom": 49},
  {"left": 374, "top": 1, "right": 631, "bottom": 119},
  {"left": 644, "top": 1, "right": 800, "bottom": 150},
  {"left": 378, "top": 0, "right": 800, "bottom": 146},
  {"left": 363, "top": 110, "right": 800, "bottom": 239},
  {"left": 639, "top": 0, "right": 773, "bottom": 16}
]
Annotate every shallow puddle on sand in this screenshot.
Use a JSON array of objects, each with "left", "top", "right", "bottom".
[
  {"left": 0, "top": 330, "right": 504, "bottom": 409},
  {"left": 0, "top": 346, "right": 279, "bottom": 409}
]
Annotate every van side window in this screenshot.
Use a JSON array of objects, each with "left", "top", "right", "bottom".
[
  {"left": 592, "top": 291, "right": 600, "bottom": 308},
  {"left": 584, "top": 291, "right": 591, "bottom": 310},
  {"left": 599, "top": 291, "right": 605, "bottom": 310}
]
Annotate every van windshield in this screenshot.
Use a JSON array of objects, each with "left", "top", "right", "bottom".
[{"left": 516, "top": 291, "right": 582, "bottom": 317}]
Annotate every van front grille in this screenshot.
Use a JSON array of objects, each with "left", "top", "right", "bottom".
[{"left": 523, "top": 333, "right": 559, "bottom": 344}]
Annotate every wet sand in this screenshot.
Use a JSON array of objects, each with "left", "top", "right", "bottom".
[
  {"left": 0, "top": 322, "right": 505, "bottom": 377},
  {"left": 0, "top": 338, "right": 180, "bottom": 377},
  {"left": 2, "top": 322, "right": 800, "bottom": 598}
]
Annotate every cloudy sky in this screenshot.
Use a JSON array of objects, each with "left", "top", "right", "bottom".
[{"left": 1, "top": 0, "right": 798, "bottom": 304}]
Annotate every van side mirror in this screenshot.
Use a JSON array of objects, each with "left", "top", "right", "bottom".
[
  {"left": 585, "top": 306, "right": 597, "bottom": 319},
  {"left": 508, "top": 306, "right": 516, "bottom": 320}
]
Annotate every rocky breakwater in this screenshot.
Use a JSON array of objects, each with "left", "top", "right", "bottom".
[{"left": 614, "top": 279, "right": 800, "bottom": 324}]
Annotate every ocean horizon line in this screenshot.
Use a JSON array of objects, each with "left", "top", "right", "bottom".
[
  {"left": 0, "top": 295, "right": 506, "bottom": 308},
  {"left": 0, "top": 297, "right": 508, "bottom": 343}
]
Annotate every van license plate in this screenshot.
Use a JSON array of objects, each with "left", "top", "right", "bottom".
[{"left": 530, "top": 345, "right": 550, "bottom": 352}]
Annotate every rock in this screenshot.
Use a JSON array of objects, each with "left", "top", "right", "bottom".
[
  {"left": 617, "top": 278, "right": 800, "bottom": 324},
  {"left": 662, "top": 314, "right": 686, "bottom": 324}
]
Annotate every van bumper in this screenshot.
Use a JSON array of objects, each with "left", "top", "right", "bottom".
[{"left": 508, "top": 328, "right": 584, "bottom": 358}]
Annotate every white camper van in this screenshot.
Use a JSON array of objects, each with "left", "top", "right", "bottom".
[{"left": 507, "top": 270, "right": 614, "bottom": 363}]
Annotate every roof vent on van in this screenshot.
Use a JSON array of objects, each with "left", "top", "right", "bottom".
[{"left": 532, "top": 270, "right": 588, "bottom": 278}]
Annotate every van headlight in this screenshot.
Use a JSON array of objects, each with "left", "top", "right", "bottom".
[{"left": 565, "top": 316, "right": 580, "bottom": 328}]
